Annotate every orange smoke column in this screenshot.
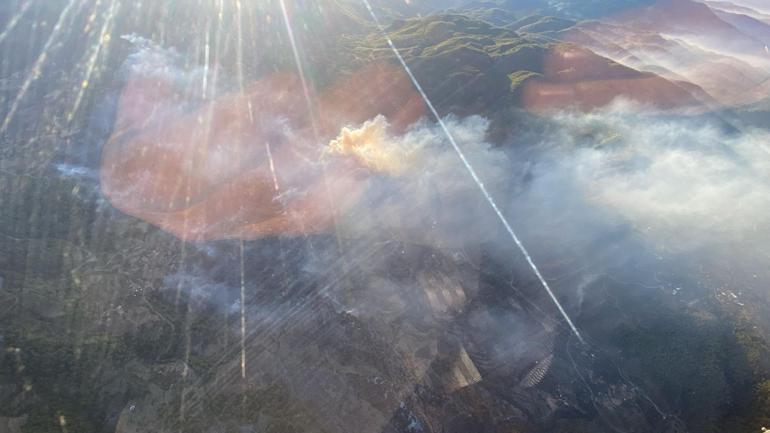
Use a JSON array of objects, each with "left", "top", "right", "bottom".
[{"left": 101, "top": 64, "right": 424, "bottom": 241}]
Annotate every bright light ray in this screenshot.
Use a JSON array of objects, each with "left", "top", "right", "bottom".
[
  {"left": 174, "top": 3, "right": 227, "bottom": 426},
  {"left": 359, "top": 0, "right": 585, "bottom": 344},
  {"left": 0, "top": 1, "right": 33, "bottom": 46},
  {"left": 181, "top": 241, "right": 392, "bottom": 418},
  {"left": 277, "top": 0, "right": 346, "bottom": 257},
  {"left": 278, "top": 0, "right": 317, "bottom": 134},
  {"left": 201, "top": 27, "right": 211, "bottom": 98},
  {"left": 176, "top": 242, "right": 190, "bottom": 429},
  {"left": 266, "top": 141, "right": 280, "bottom": 191},
  {"left": 239, "top": 239, "right": 247, "bottom": 379},
  {"left": 234, "top": 0, "right": 245, "bottom": 93},
  {"left": 233, "top": 0, "right": 250, "bottom": 387},
  {"left": 1, "top": 0, "right": 82, "bottom": 135},
  {"left": 68, "top": 0, "right": 119, "bottom": 122}
]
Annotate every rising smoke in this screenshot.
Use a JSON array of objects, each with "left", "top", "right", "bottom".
[{"left": 101, "top": 37, "right": 770, "bottom": 339}]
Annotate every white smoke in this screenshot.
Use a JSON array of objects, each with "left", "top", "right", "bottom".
[
  {"left": 334, "top": 114, "right": 509, "bottom": 248},
  {"left": 513, "top": 101, "right": 770, "bottom": 256},
  {"left": 319, "top": 98, "right": 770, "bottom": 272},
  {"left": 106, "top": 37, "right": 770, "bottom": 294},
  {"left": 121, "top": 34, "right": 211, "bottom": 95}
]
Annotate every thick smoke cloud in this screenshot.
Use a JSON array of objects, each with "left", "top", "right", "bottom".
[
  {"left": 509, "top": 101, "right": 770, "bottom": 256},
  {"left": 88, "top": 34, "right": 770, "bottom": 433},
  {"left": 102, "top": 36, "right": 428, "bottom": 241},
  {"left": 331, "top": 114, "right": 507, "bottom": 248},
  {"left": 333, "top": 97, "right": 770, "bottom": 278},
  {"left": 332, "top": 107, "right": 770, "bottom": 335},
  {"left": 101, "top": 37, "right": 770, "bottom": 329}
]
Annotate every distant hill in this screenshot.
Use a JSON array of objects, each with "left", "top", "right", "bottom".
[
  {"left": 510, "top": 15, "right": 577, "bottom": 34},
  {"left": 456, "top": 0, "right": 657, "bottom": 18},
  {"left": 343, "top": 13, "right": 549, "bottom": 118},
  {"left": 560, "top": 0, "right": 770, "bottom": 106},
  {"left": 342, "top": 12, "right": 707, "bottom": 120}
]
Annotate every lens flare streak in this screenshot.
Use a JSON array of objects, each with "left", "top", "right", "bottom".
[
  {"left": 359, "top": 0, "right": 585, "bottom": 344},
  {"left": 0, "top": 1, "right": 32, "bottom": 46},
  {"left": 266, "top": 141, "right": 280, "bottom": 191},
  {"left": 1, "top": 0, "right": 82, "bottom": 135},
  {"left": 68, "top": 0, "right": 119, "bottom": 122},
  {"left": 278, "top": 0, "right": 316, "bottom": 132},
  {"left": 239, "top": 239, "right": 247, "bottom": 380}
]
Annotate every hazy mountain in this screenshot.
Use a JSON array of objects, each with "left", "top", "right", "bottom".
[{"left": 560, "top": 0, "right": 770, "bottom": 106}]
